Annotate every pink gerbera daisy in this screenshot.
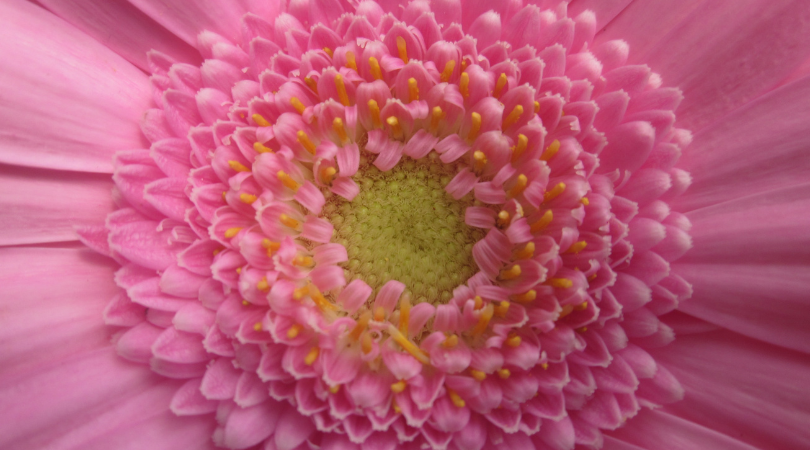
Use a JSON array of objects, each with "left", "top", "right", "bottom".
[{"left": 1, "top": 1, "right": 809, "bottom": 450}]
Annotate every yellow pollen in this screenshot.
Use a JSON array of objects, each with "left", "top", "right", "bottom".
[
  {"left": 581, "top": 197, "right": 590, "bottom": 206},
  {"left": 473, "top": 150, "right": 487, "bottom": 173},
  {"left": 213, "top": 249, "right": 221, "bottom": 256},
  {"left": 308, "top": 283, "right": 338, "bottom": 311},
  {"left": 548, "top": 278, "right": 573, "bottom": 289},
  {"left": 391, "top": 380, "right": 407, "bottom": 394},
  {"left": 513, "top": 290, "right": 536, "bottom": 304},
  {"left": 542, "top": 362, "right": 549, "bottom": 370},
  {"left": 257, "top": 277, "right": 270, "bottom": 292},
  {"left": 368, "top": 99, "right": 382, "bottom": 128},
  {"left": 473, "top": 295, "right": 484, "bottom": 310},
  {"left": 502, "top": 104, "right": 523, "bottom": 130},
  {"left": 304, "top": 76, "right": 318, "bottom": 93},
  {"left": 440, "top": 60, "right": 456, "bottom": 82},
  {"left": 497, "top": 368, "right": 511, "bottom": 379},
  {"left": 566, "top": 240, "right": 588, "bottom": 254},
  {"left": 496, "top": 210, "right": 510, "bottom": 228},
  {"left": 499, "top": 264, "right": 521, "bottom": 281},
  {"left": 506, "top": 334, "right": 522, "bottom": 347},
  {"left": 252, "top": 113, "right": 271, "bottom": 127},
  {"left": 511, "top": 134, "right": 528, "bottom": 163},
  {"left": 459, "top": 72, "right": 470, "bottom": 98},
  {"left": 323, "top": 47, "right": 333, "bottom": 57},
  {"left": 334, "top": 74, "right": 350, "bottom": 106},
  {"left": 396, "top": 36, "right": 408, "bottom": 63},
  {"left": 239, "top": 193, "right": 257, "bottom": 204},
  {"left": 388, "top": 324, "right": 430, "bottom": 364},
  {"left": 399, "top": 294, "right": 411, "bottom": 335},
  {"left": 228, "top": 161, "right": 250, "bottom": 172},
  {"left": 373, "top": 306, "right": 386, "bottom": 322},
  {"left": 540, "top": 139, "right": 561, "bottom": 161},
  {"left": 262, "top": 238, "right": 281, "bottom": 250},
  {"left": 577, "top": 326, "right": 588, "bottom": 333},
  {"left": 494, "top": 301, "right": 510, "bottom": 318},
  {"left": 508, "top": 174, "right": 528, "bottom": 198},
  {"left": 345, "top": 51, "right": 358, "bottom": 71},
  {"left": 530, "top": 210, "right": 554, "bottom": 233},
  {"left": 293, "top": 255, "right": 314, "bottom": 267},
  {"left": 242, "top": 300, "right": 250, "bottom": 306},
  {"left": 222, "top": 190, "right": 227, "bottom": 200},
  {"left": 224, "top": 227, "right": 242, "bottom": 238},
  {"left": 235, "top": 267, "right": 242, "bottom": 274},
  {"left": 279, "top": 213, "right": 300, "bottom": 229},
  {"left": 329, "top": 385, "right": 340, "bottom": 394},
  {"left": 332, "top": 117, "right": 349, "bottom": 144},
  {"left": 494, "top": 73, "right": 508, "bottom": 98},
  {"left": 287, "top": 324, "right": 302, "bottom": 339},
  {"left": 368, "top": 56, "right": 382, "bottom": 80},
  {"left": 588, "top": 273, "right": 598, "bottom": 282},
  {"left": 534, "top": 100, "right": 540, "bottom": 113},
  {"left": 361, "top": 331, "right": 373, "bottom": 353},
  {"left": 386, "top": 116, "right": 404, "bottom": 140},
  {"left": 472, "top": 303, "right": 495, "bottom": 336},
  {"left": 443, "top": 334, "right": 459, "bottom": 348},
  {"left": 253, "top": 322, "right": 262, "bottom": 331},
  {"left": 468, "top": 112, "right": 482, "bottom": 141},
  {"left": 470, "top": 369, "right": 486, "bottom": 381},
  {"left": 544, "top": 182, "right": 566, "bottom": 203},
  {"left": 350, "top": 311, "right": 371, "bottom": 340},
  {"left": 290, "top": 97, "right": 306, "bottom": 114},
  {"left": 392, "top": 399, "right": 401, "bottom": 413},
  {"left": 320, "top": 166, "right": 337, "bottom": 185},
  {"left": 575, "top": 301, "right": 589, "bottom": 311},
  {"left": 447, "top": 389, "right": 465, "bottom": 408},
  {"left": 304, "top": 347, "right": 320, "bottom": 365},
  {"left": 514, "top": 242, "right": 535, "bottom": 260},
  {"left": 293, "top": 286, "right": 309, "bottom": 300},
  {"left": 407, "top": 77, "right": 419, "bottom": 102},
  {"left": 430, "top": 106, "right": 444, "bottom": 133},
  {"left": 296, "top": 130, "right": 317, "bottom": 154},
  {"left": 460, "top": 59, "right": 468, "bottom": 72},
  {"left": 277, "top": 170, "right": 299, "bottom": 191},
  {"left": 253, "top": 142, "right": 273, "bottom": 153}
]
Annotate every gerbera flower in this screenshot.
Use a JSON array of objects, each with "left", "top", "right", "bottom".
[{"left": 1, "top": 1, "right": 809, "bottom": 450}]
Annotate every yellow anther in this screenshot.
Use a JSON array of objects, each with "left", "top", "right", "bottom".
[
  {"left": 332, "top": 117, "right": 349, "bottom": 144},
  {"left": 279, "top": 213, "right": 300, "bottom": 229},
  {"left": 470, "top": 369, "right": 487, "bottom": 381},
  {"left": 408, "top": 77, "right": 419, "bottom": 102},
  {"left": 239, "top": 193, "right": 257, "bottom": 204},
  {"left": 459, "top": 72, "right": 470, "bottom": 98},
  {"left": 392, "top": 399, "right": 401, "bottom": 413},
  {"left": 349, "top": 311, "right": 372, "bottom": 340},
  {"left": 514, "top": 242, "right": 535, "bottom": 260},
  {"left": 542, "top": 362, "right": 549, "bottom": 370},
  {"left": 388, "top": 325, "right": 430, "bottom": 364},
  {"left": 334, "top": 74, "right": 350, "bottom": 106},
  {"left": 494, "top": 301, "right": 510, "bottom": 318},
  {"left": 361, "top": 331, "right": 373, "bottom": 353},
  {"left": 506, "top": 334, "right": 522, "bottom": 347},
  {"left": 345, "top": 51, "right": 358, "bottom": 71},
  {"left": 287, "top": 324, "right": 302, "bottom": 339},
  {"left": 510, "top": 134, "right": 528, "bottom": 163},
  {"left": 548, "top": 278, "right": 573, "bottom": 289},
  {"left": 499, "top": 264, "right": 521, "bottom": 281},
  {"left": 304, "top": 347, "right": 320, "bottom": 365},
  {"left": 399, "top": 294, "right": 411, "bottom": 335},
  {"left": 320, "top": 166, "right": 337, "bottom": 185},
  {"left": 368, "top": 99, "right": 382, "bottom": 128},
  {"left": 323, "top": 47, "right": 333, "bottom": 58},
  {"left": 440, "top": 60, "right": 456, "bottom": 82},
  {"left": 566, "top": 240, "right": 588, "bottom": 254},
  {"left": 304, "top": 77, "right": 318, "bottom": 93},
  {"left": 257, "top": 277, "right": 270, "bottom": 292},
  {"left": 502, "top": 104, "right": 523, "bottom": 130},
  {"left": 293, "top": 255, "right": 314, "bottom": 267},
  {"left": 443, "top": 334, "right": 459, "bottom": 348},
  {"left": 577, "top": 326, "right": 588, "bottom": 333},
  {"left": 293, "top": 285, "right": 309, "bottom": 300},
  {"left": 447, "top": 388, "right": 466, "bottom": 408},
  {"left": 386, "top": 116, "right": 404, "bottom": 140},
  {"left": 471, "top": 303, "right": 495, "bottom": 336},
  {"left": 222, "top": 191, "right": 227, "bottom": 200},
  {"left": 513, "top": 290, "right": 536, "bottom": 304},
  {"left": 473, "top": 295, "right": 484, "bottom": 310},
  {"left": 253, "top": 322, "right": 263, "bottom": 331},
  {"left": 391, "top": 380, "right": 407, "bottom": 394},
  {"left": 494, "top": 73, "right": 508, "bottom": 98},
  {"left": 368, "top": 56, "right": 383, "bottom": 80},
  {"left": 252, "top": 113, "right": 271, "bottom": 127},
  {"left": 262, "top": 239, "right": 281, "bottom": 251},
  {"left": 534, "top": 100, "right": 540, "bottom": 113},
  {"left": 530, "top": 210, "right": 554, "bottom": 233},
  {"left": 228, "top": 160, "right": 251, "bottom": 172},
  {"left": 242, "top": 299, "right": 250, "bottom": 306},
  {"left": 575, "top": 301, "right": 589, "bottom": 311},
  {"left": 429, "top": 106, "right": 445, "bottom": 134},
  {"left": 296, "top": 130, "right": 317, "bottom": 154},
  {"left": 213, "top": 249, "right": 221, "bottom": 256},
  {"left": 224, "top": 227, "right": 243, "bottom": 238},
  {"left": 543, "top": 182, "right": 566, "bottom": 203},
  {"left": 396, "top": 35, "right": 408, "bottom": 64},
  {"left": 308, "top": 283, "right": 338, "bottom": 311},
  {"left": 374, "top": 306, "right": 386, "bottom": 322},
  {"left": 461, "top": 59, "right": 468, "bottom": 72},
  {"left": 235, "top": 267, "right": 242, "bottom": 274},
  {"left": 473, "top": 150, "right": 487, "bottom": 174},
  {"left": 540, "top": 139, "right": 561, "bottom": 161},
  {"left": 290, "top": 97, "right": 306, "bottom": 114},
  {"left": 277, "top": 170, "right": 299, "bottom": 191},
  {"left": 253, "top": 142, "right": 273, "bottom": 153},
  {"left": 467, "top": 112, "right": 482, "bottom": 141},
  {"left": 588, "top": 273, "right": 598, "bottom": 282},
  {"left": 329, "top": 385, "right": 340, "bottom": 394},
  {"left": 581, "top": 197, "right": 590, "bottom": 206},
  {"left": 496, "top": 210, "right": 510, "bottom": 228},
  {"left": 508, "top": 174, "right": 528, "bottom": 198},
  {"left": 497, "top": 368, "right": 511, "bottom": 379}
]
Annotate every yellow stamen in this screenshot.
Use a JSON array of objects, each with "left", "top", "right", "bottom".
[
  {"left": 253, "top": 322, "right": 263, "bottom": 331},
  {"left": 304, "top": 77, "right": 318, "bottom": 93},
  {"left": 293, "top": 285, "right": 309, "bottom": 300},
  {"left": 513, "top": 290, "right": 536, "bottom": 304},
  {"left": 388, "top": 325, "right": 430, "bottom": 364},
  {"left": 502, "top": 104, "right": 523, "bottom": 130},
  {"left": 368, "top": 99, "right": 382, "bottom": 128},
  {"left": 514, "top": 242, "right": 535, "bottom": 260},
  {"left": 575, "top": 301, "right": 589, "bottom": 311},
  {"left": 534, "top": 100, "right": 540, "bottom": 113},
  {"left": 293, "top": 255, "right": 314, "bottom": 267},
  {"left": 345, "top": 51, "right": 358, "bottom": 71},
  {"left": 471, "top": 303, "right": 495, "bottom": 336},
  {"left": 460, "top": 59, "right": 468, "bottom": 72},
  {"left": 386, "top": 116, "right": 404, "bottom": 140},
  {"left": 242, "top": 299, "right": 250, "bottom": 306},
  {"left": 277, "top": 170, "right": 299, "bottom": 191},
  {"left": 228, "top": 161, "right": 250, "bottom": 172},
  {"left": 361, "top": 331, "right": 373, "bottom": 353},
  {"left": 334, "top": 74, "right": 350, "bottom": 106},
  {"left": 506, "top": 334, "right": 522, "bottom": 347},
  {"left": 499, "top": 264, "right": 521, "bottom": 281},
  {"left": 308, "top": 283, "right": 338, "bottom": 311},
  {"left": 510, "top": 134, "right": 528, "bottom": 163},
  {"left": 290, "top": 97, "right": 306, "bottom": 114},
  {"left": 222, "top": 191, "right": 227, "bottom": 200},
  {"left": 392, "top": 399, "right": 401, "bottom": 413},
  {"left": 577, "top": 326, "right": 588, "bottom": 333},
  {"left": 287, "top": 324, "right": 302, "bottom": 339},
  {"left": 467, "top": 112, "right": 481, "bottom": 141},
  {"left": 239, "top": 193, "right": 257, "bottom": 204},
  {"left": 368, "top": 56, "right": 382, "bottom": 80},
  {"left": 443, "top": 334, "right": 459, "bottom": 348},
  {"left": 396, "top": 36, "right": 408, "bottom": 64},
  {"left": 470, "top": 369, "right": 487, "bottom": 381},
  {"left": 304, "top": 347, "right": 320, "bottom": 365},
  {"left": 374, "top": 306, "right": 386, "bottom": 322},
  {"left": 588, "top": 273, "right": 598, "bottom": 282},
  {"left": 252, "top": 113, "right": 271, "bottom": 127},
  {"left": 329, "top": 385, "right": 340, "bottom": 394},
  {"left": 473, "top": 150, "right": 487, "bottom": 174},
  {"left": 253, "top": 142, "right": 273, "bottom": 153},
  {"left": 320, "top": 166, "right": 337, "bottom": 185},
  {"left": 224, "top": 227, "right": 242, "bottom": 238},
  {"left": 459, "top": 72, "right": 470, "bottom": 98},
  {"left": 349, "top": 311, "right": 372, "bottom": 340},
  {"left": 440, "top": 60, "right": 456, "bottom": 83},
  {"left": 541, "top": 362, "right": 549, "bottom": 370},
  {"left": 496, "top": 210, "right": 510, "bottom": 228},
  {"left": 566, "top": 240, "right": 588, "bottom": 254},
  {"left": 213, "top": 249, "right": 221, "bottom": 256},
  {"left": 257, "top": 277, "right": 270, "bottom": 292},
  {"left": 323, "top": 47, "right": 333, "bottom": 58},
  {"left": 296, "top": 130, "right": 317, "bottom": 154},
  {"left": 236, "top": 267, "right": 242, "bottom": 274},
  {"left": 540, "top": 139, "right": 561, "bottom": 161},
  {"left": 447, "top": 388, "right": 465, "bottom": 408},
  {"left": 262, "top": 239, "right": 280, "bottom": 251},
  {"left": 581, "top": 197, "right": 590, "bottom": 206},
  {"left": 530, "top": 210, "right": 554, "bottom": 233},
  {"left": 548, "top": 278, "right": 573, "bottom": 289},
  {"left": 279, "top": 213, "right": 300, "bottom": 229},
  {"left": 332, "top": 117, "right": 349, "bottom": 144},
  {"left": 497, "top": 368, "right": 511, "bottom": 379},
  {"left": 430, "top": 106, "right": 444, "bottom": 133},
  {"left": 493, "top": 73, "right": 508, "bottom": 98},
  {"left": 407, "top": 77, "right": 419, "bottom": 102},
  {"left": 543, "top": 182, "right": 566, "bottom": 203},
  {"left": 391, "top": 380, "right": 407, "bottom": 394},
  {"left": 399, "top": 294, "right": 411, "bottom": 335},
  {"left": 473, "top": 295, "right": 483, "bottom": 310},
  {"left": 508, "top": 174, "right": 528, "bottom": 198},
  {"left": 494, "top": 301, "right": 510, "bottom": 318}
]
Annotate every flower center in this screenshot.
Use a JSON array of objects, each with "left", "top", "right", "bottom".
[{"left": 325, "top": 153, "right": 482, "bottom": 304}]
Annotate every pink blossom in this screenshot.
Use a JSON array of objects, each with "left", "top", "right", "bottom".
[{"left": 1, "top": 1, "right": 810, "bottom": 450}]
